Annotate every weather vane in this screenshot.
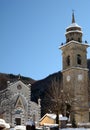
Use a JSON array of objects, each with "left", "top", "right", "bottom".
[{"left": 72, "top": 9, "right": 75, "bottom": 23}]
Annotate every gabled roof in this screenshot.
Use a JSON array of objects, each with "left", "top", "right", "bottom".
[
  {"left": 9, "top": 80, "right": 31, "bottom": 89},
  {"left": 39, "top": 113, "right": 68, "bottom": 122},
  {"left": 8, "top": 80, "right": 31, "bottom": 90},
  {"left": 39, "top": 113, "right": 56, "bottom": 122}
]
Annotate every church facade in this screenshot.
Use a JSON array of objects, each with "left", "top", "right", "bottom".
[
  {"left": 60, "top": 12, "right": 89, "bottom": 123},
  {"left": 0, "top": 80, "right": 41, "bottom": 127}
]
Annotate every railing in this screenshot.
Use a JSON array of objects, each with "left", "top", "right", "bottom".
[{"left": 60, "top": 40, "right": 88, "bottom": 46}]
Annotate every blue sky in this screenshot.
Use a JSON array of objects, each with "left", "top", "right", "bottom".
[{"left": 0, "top": 0, "right": 90, "bottom": 80}]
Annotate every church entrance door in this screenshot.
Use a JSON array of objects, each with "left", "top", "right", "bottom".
[{"left": 15, "top": 118, "right": 21, "bottom": 125}]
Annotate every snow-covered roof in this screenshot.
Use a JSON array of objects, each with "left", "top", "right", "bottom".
[
  {"left": 43, "top": 123, "right": 58, "bottom": 127},
  {"left": 65, "top": 30, "right": 83, "bottom": 35},
  {"left": 59, "top": 116, "right": 68, "bottom": 121},
  {"left": 39, "top": 113, "right": 56, "bottom": 121},
  {"left": 59, "top": 40, "right": 89, "bottom": 50},
  {"left": 66, "top": 23, "right": 81, "bottom": 30},
  {"left": 39, "top": 113, "right": 68, "bottom": 121},
  {"left": 46, "top": 114, "right": 56, "bottom": 119}
]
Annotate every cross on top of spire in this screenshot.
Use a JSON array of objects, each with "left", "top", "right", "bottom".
[{"left": 72, "top": 10, "right": 75, "bottom": 23}]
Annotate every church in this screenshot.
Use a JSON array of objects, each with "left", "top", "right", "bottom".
[
  {"left": 59, "top": 12, "right": 90, "bottom": 123},
  {"left": 0, "top": 79, "right": 41, "bottom": 127}
]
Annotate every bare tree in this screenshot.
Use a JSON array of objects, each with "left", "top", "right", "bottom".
[
  {"left": 43, "top": 75, "right": 81, "bottom": 125},
  {"left": 43, "top": 76, "right": 67, "bottom": 124}
]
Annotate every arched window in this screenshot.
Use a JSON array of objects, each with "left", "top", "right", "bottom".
[
  {"left": 71, "top": 37, "right": 73, "bottom": 40},
  {"left": 67, "top": 55, "right": 70, "bottom": 66},
  {"left": 89, "top": 112, "right": 90, "bottom": 122},
  {"left": 78, "top": 38, "right": 81, "bottom": 42},
  {"left": 77, "top": 54, "right": 81, "bottom": 65},
  {"left": 66, "top": 38, "right": 69, "bottom": 43},
  {"left": 33, "top": 114, "right": 36, "bottom": 122}
]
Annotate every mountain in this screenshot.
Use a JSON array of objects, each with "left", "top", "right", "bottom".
[
  {"left": 31, "top": 71, "right": 62, "bottom": 101},
  {"left": 0, "top": 73, "right": 36, "bottom": 91},
  {"left": 31, "top": 71, "right": 62, "bottom": 116}
]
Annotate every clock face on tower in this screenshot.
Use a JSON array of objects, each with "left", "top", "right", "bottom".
[
  {"left": 78, "top": 74, "right": 83, "bottom": 81},
  {"left": 66, "top": 75, "right": 71, "bottom": 82}
]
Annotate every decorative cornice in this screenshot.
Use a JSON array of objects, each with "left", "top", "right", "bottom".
[{"left": 62, "top": 67, "right": 89, "bottom": 73}]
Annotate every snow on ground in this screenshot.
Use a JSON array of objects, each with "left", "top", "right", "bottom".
[
  {"left": 10, "top": 125, "right": 90, "bottom": 130},
  {"left": 61, "top": 128, "right": 90, "bottom": 130},
  {"left": 10, "top": 127, "right": 90, "bottom": 130},
  {"left": 14, "top": 125, "right": 26, "bottom": 130},
  {"left": 0, "top": 119, "right": 10, "bottom": 128}
]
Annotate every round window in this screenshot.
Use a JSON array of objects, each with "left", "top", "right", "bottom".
[{"left": 17, "top": 85, "right": 22, "bottom": 90}]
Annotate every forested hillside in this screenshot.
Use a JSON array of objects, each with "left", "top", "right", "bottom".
[{"left": 0, "top": 73, "right": 36, "bottom": 90}]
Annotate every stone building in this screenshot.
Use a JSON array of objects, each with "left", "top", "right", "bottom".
[
  {"left": 0, "top": 79, "right": 41, "bottom": 127},
  {"left": 60, "top": 12, "right": 90, "bottom": 123}
]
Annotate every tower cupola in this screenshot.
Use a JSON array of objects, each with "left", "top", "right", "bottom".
[{"left": 65, "top": 12, "right": 83, "bottom": 43}]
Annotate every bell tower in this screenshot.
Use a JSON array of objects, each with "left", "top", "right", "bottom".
[{"left": 60, "top": 12, "right": 89, "bottom": 123}]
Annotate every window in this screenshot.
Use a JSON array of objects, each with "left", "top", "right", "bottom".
[
  {"left": 33, "top": 114, "right": 36, "bottom": 122},
  {"left": 15, "top": 109, "right": 23, "bottom": 114},
  {"left": 89, "top": 112, "right": 90, "bottom": 122},
  {"left": 67, "top": 55, "right": 70, "bottom": 66},
  {"left": 71, "top": 37, "right": 73, "bottom": 40},
  {"left": 66, "top": 38, "right": 69, "bottom": 43},
  {"left": 77, "top": 54, "right": 81, "bottom": 65},
  {"left": 17, "top": 85, "right": 22, "bottom": 90},
  {"left": 78, "top": 38, "right": 81, "bottom": 42}
]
